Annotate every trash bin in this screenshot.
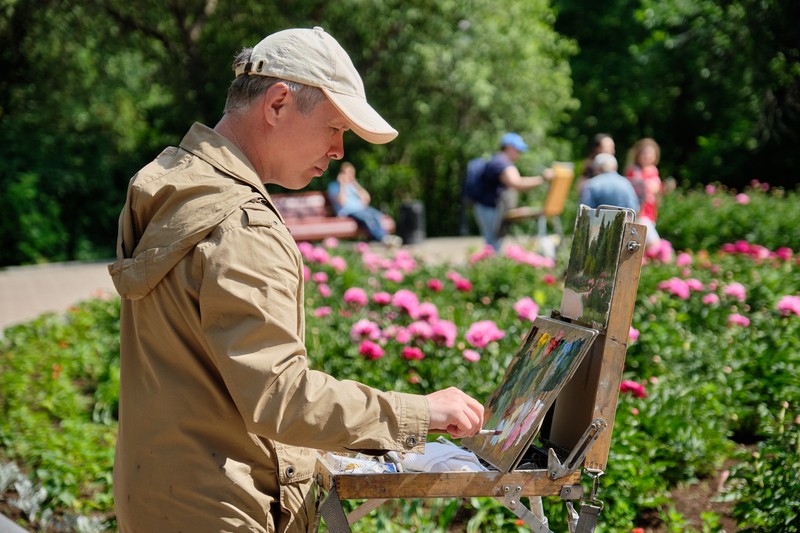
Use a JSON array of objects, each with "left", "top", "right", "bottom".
[{"left": 397, "top": 200, "right": 426, "bottom": 245}]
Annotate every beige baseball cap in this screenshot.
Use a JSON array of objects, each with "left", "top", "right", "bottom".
[{"left": 234, "top": 27, "right": 398, "bottom": 145}]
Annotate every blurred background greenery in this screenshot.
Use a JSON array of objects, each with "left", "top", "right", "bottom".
[{"left": 1, "top": 0, "right": 797, "bottom": 266}]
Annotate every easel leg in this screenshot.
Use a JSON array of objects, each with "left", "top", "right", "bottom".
[{"left": 346, "top": 498, "right": 388, "bottom": 524}]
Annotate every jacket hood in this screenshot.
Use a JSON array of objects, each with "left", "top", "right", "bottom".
[{"left": 108, "top": 123, "right": 272, "bottom": 300}]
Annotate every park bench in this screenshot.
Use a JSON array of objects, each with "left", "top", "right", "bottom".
[{"left": 268, "top": 191, "right": 396, "bottom": 242}]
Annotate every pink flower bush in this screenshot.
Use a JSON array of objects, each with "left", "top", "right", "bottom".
[
  {"left": 735, "top": 193, "right": 750, "bottom": 205},
  {"left": 322, "top": 237, "right": 339, "bottom": 249},
  {"left": 311, "top": 272, "right": 328, "bottom": 284},
  {"left": 620, "top": 380, "right": 647, "bottom": 398},
  {"left": 372, "top": 291, "right": 392, "bottom": 305},
  {"left": 359, "top": 340, "right": 384, "bottom": 360},
  {"left": 727, "top": 313, "right": 751, "bottom": 327},
  {"left": 513, "top": 297, "right": 539, "bottom": 322},
  {"left": 317, "top": 284, "right": 332, "bottom": 298},
  {"left": 776, "top": 295, "right": 800, "bottom": 317},
  {"left": 465, "top": 320, "right": 505, "bottom": 348}
]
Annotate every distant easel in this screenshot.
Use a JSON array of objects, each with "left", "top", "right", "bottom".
[{"left": 314, "top": 206, "right": 646, "bottom": 533}]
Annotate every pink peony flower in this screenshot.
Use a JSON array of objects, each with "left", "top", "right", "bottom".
[
  {"left": 465, "top": 320, "right": 506, "bottom": 348},
  {"left": 775, "top": 247, "right": 793, "bottom": 261},
  {"left": 395, "top": 327, "right": 413, "bottom": 344},
  {"left": 318, "top": 284, "right": 332, "bottom": 298},
  {"left": 355, "top": 242, "right": 370, "bottom": 254},
  {"left": 313, "top": 306, "right": 332, "bottom": 318},
  {"left": 658, "top": 277, "right": 690, "bottom": 300},
  {"left": 705, "top": 184, "right": 717, "bottom": 195},
  {"left": 675, "top": 252, "right": 693, "bottom": 267},
  {"left": 454, "top": 278, "right": 473, "bottom": 292},
  {"left": 359, "top": 340, "right": 385, "bottom": 360},
  {"left": 303, "top": 265, "right": 311, "bottom": 282},
  {"left": 685, "top": 278, "right": 705, "bottom": 291},
  {"left": 416, "top": 302, "right": 439, "bottom": 322},
  {"left": 407, "top": 320, "right": 434, "bottom": 341},
  {"left": 542, "top": 274, "right": 557, "bottom": 285},
  {"left": 392, "top": 289, "right": 420, "bottom": 318},
  {"left": 776, "top": 295, "right": 800, "bottom": 317},
  {"left": 322, "top": 237, "right": 339, "bottom": 249},
  {"left": 372, "top": 291, "right": 392, "bottom": 305},
  {"left": 343, "top": 287, "right": 368, "bottom": 307},
  {"left": 427, "top": 278, "right": 444, "bottom": 292},
  {"left": 311, "top": 246, "right": 330, "bottom": 264},
  {"left": 702, "top": 293, "right": 720, "bottom": 305},
  {"left": 401, "top": 346, "right": 425, "bottom": 361},
  {"left": 723, "top": 282, "right": 747, "bottom": 302},
  {"left": 351, "top": 319, "right": 382, "bottom": 340},
  {"left": 628, "top": 327, "right": 639, "bottom": 343},
  {"left": 329, "top": 256, "right": 347, "bottom": 272},
  {"left": 468, "top": 245, "right": 496, "bottom": 264},
  {"left": 431, "top": 319, "right": 457, "bottom": 347},
  {"left": 384, "top": 268, "right": 404, "bottom": 283},
  {"left": 311, "top": 271, "right": 328, "bottom": 284},
  {"left": 462, "top": 349, "right": 481, "bottom": 363},
  {"left": 727, "top": 313, "right": 751, "bottom": 327},
  {"left": 735, "top": 193, "right": 750, "bottom": 205},
  {"left": 620, "top": 380, "right": 647, "bottom": 398},
  {"left": 513, "top": 297, "right": 539, "bottom": 322}
]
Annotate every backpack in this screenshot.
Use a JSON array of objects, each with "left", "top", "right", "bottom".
[{"left": 463, "top": 157, "right": 488, "bottom": 203}]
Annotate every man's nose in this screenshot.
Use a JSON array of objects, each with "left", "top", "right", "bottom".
[{"left": 328, "top": 133, "right": 345, "bottom": 160}]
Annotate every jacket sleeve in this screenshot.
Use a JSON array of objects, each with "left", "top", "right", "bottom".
[{"left": 198, "top": 205, "right": 429, "bottom": 455}]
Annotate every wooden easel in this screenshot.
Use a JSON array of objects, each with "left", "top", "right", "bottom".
[{"left": 314, "top": 207, "right": 646, "bottom": 533}]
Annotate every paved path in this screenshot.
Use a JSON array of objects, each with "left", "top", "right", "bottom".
[{"left": 0, "top": 237, "right": 494, "bottom": 333}]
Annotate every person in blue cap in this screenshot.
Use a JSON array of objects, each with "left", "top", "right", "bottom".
[{"left": 472, "top": 132, "right": 554, "bottom": 251}]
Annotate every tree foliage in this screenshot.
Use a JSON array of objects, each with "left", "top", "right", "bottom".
[
  {"left": 0, "top": 0, "right": 797, "bottom": 265},
  {"left": 553, "top": 0, "right": 800, "bottom": 187}
]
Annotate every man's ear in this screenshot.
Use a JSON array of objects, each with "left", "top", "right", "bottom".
[{"left": 262, "top": 82, "right": 292, "bottom": 126}]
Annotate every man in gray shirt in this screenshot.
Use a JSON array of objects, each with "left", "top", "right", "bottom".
[{"left": 579, "top": 153, "right": 640, "bottom": 211}]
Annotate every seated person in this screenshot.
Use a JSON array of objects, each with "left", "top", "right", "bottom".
[
  {"left": 327, "top": 162, "right": 401, "bottom": 246},
  {"left": 579, "top": 153, "right": 640, "bottom": 212}
]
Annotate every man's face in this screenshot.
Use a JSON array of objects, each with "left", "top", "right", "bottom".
[{"left": 267, "top": 96, "right": 350, "bottom": 190}]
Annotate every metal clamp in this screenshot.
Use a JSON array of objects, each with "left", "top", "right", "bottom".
[
  {"left": 496, "top": 485, "right": 552, "bottom": 533},
  {"left": 547, "top": 419, "right": 607, "bottom": 479}
]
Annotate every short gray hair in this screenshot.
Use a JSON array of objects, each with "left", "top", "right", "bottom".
[
  {"left": 592, "top": 153, "right": 618, "bottom": 173},
  {"left": 224, "top": 47, "right": 326, "bottom": 115}
]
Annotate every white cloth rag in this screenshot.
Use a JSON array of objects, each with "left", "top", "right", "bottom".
[{"left": 397, "top": 442, "right": 489, "bottom": 473}]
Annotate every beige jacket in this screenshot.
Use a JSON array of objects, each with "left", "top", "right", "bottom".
[{"left": 108, "top": 123, "right": 429, "bottom": 532}]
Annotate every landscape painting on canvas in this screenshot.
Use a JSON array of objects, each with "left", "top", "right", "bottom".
[{"left": 559, "top": 205, "right": 634, "bottom": 327}]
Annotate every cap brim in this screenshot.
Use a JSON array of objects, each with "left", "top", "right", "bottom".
[{"left": 322, "top": 88, "right": 398, "bottom": 145}]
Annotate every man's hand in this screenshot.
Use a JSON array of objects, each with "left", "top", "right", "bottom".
[
  {"left": 426, "top": 387, "right": 484, "bottom": 439},
  {"left": 542, "top": 168, "right": 556, "bottom": 181}
]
